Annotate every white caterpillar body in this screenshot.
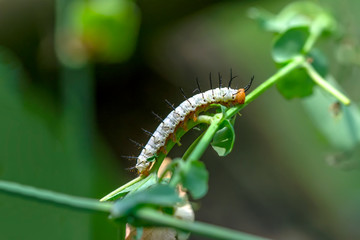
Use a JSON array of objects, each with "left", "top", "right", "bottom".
[{"left": 135, "top": 87, "right": 243, "bottom": 174}]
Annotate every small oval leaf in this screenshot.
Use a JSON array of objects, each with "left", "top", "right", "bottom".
[
  {"left": 211, "top": 120, "right": 235, "bottom": 156},
  {"left": 272, "top": 26, "right": 310, "bottom": 63},
  {"left": 276, "top": 48, "right": 328, "bottom": 99},
  {"left": 181, "top": 160, "right": 209, "bottom": 200}
]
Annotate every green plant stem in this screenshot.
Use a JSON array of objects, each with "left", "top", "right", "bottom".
[
  {"left": 135, "top": 208, "right": 269, "bottom": 240},
  {"left": 186, "top": 113, "right": 223, "bottom": 162},
  {"left": 303, "top": 31, "right": 319, "bottom": 53},
  {"left": 303, "top": 61, "right": 351, "bottom": 105},
  {"left": 0, "top": 179, "right": 269, "bottom": 240},
  {"left": 0, "top": 180, "right": 112, "bottom": 212},
  {"left": 226, "top": 55, "right": 306, "bottom": 119},
  {"left": 182, "top": 132, "right": 206, "bottom": 161},
  {"left": 302, "top": 22, "right": 321, "bottom": 53}
]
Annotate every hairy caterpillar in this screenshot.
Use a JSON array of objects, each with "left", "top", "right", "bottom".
[{"left": 135, "top": 73, "right": 254, "bottom": 175}]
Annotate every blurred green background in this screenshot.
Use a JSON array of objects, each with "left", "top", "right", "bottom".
[{"left": 1, "top": 0, "right": 360, "bottom": 239}]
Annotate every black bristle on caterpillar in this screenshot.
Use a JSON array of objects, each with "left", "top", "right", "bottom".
[
  {"left": 228, "top": 68, "right": 237, "bottom": 88},
  {"left": 165, "top": 99, "right": 176, "bottom": 111},
  {"left": 152, "top": 111, "right": 164, "bottom": 122},
  {"left": 244, "top": 76, "right": 255, "bottom": 92},
  {"left": 209, "top": 72, "right": 214, "bottom": 96},
  {"left": 180, "top": 87, "right": 188, "bottom": 100},
  {"left": 196, "top": 77, "right": 201, "bottom": 92},
  {"left": 141, "top": 128, "right": 153, "bottom": 137},
  {"left": 180, "top": 88, "right": 194, "bottom": 107},
  {"left": 129, "top": 138, "right": 145, "bottom": 149},
  {"left": 218, "top": 72, "right": 222, "bottom": 88},
  {"left": 195, "top": 77, "right": 205, "bottom": 99},
  {"left": 125, "top": 166, "right": 138, "bottom": 172},
  {"left": 121, "top": 155, "right": 138, "bottom": 160}
]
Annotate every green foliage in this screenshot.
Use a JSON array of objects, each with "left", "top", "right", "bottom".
[
  {"left": 250, "top": 1, "right": 337, "bottom": 100},
  {"left": 276, "top": 65, "right": 315, "bottom": 99},
  {"left": 181, "top": 160, "right": 208, "bottom": 199},
  {"left": 276, "top": 48, "right": 328, "bottom": 99},
  {"left": 211, "top": 119, "right": 236, "bottom": 156},
  {"left": 272, "top": 26, "right": 309, "bottom": 63},
  {"left": 250, "top": 1, "right": 359, "bottom": 167},
  {"left": 168, "top": 158, "right": 209, "bottom": 200}
]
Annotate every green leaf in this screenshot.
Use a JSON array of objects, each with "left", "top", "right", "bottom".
[
  {"left": 209, "top": 104, "right": 229, "bottom": 116},
  {"left": 272, "top": 26, "right": 309, "bottom": 63},
  {"left": 309, "top": 48, "right": 328, "bottom": 77},
  {"left": 110, "top": 185, "right": 182, "bottom": 219},
  {"left": 211, "top": 120, "right": 235, "bottom": 156},
  {"left": 276, "top": 66, "right": 314, "bottom": 99},
  {"left": 181, "top": 160, "right": 209, "bottom": 199},
  {"left": 276, "top": 48, "right": 327, "bottom": 99}
]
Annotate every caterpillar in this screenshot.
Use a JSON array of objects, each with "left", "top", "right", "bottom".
[{"left": 135, "top": 73, "right": 254, "bottom": 175}]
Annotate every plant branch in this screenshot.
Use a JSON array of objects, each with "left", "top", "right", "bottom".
[
  {"left": 303, "top": 61, "right": 351, "bottom": 105},
  {"left": 226, "top": 55, "right": 306, "bottom": 119},
  {"left": 0, "top": 179, "right": 270, "bottom": 240},
  {"left": 186, "top": 113, "right": 223, "bottom": 162},
  {"left": 0, "top": 180, "right": 112, "bottom": 213}
]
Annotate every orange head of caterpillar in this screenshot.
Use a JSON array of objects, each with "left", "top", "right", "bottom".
[
  {"left": 234, "top": 75, "right": 254, "bottom": 104},
  {"left": 234, "top": 89, "right": 245, "bottom": 104}
]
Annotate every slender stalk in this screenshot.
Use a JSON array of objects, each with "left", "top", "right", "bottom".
[
  {"left": 186, "top": 113, "right": 223, "bottom": 162},
  {"left": 303, "top": 61, "right": 351, "bottom": 105},
  {"left": 135, "top": 208, "right": 269, "bottom": 240},
  {"left": 0, "top": 179, "right": 269, "bottom": 240},
  {"left": 182, "top": 132, "right": 206, "bottom": 161},
  {"left": 0, "top": 180, "right": 112, "bottom": 213},
  {"left": 226, "top": 55, "right": 306, "bottom": 119},
  {"left": 303, "top": 14, "right": 330, "bottom": 53},
  {"left": 302, "top": 31, "right": 320, "bottom": 54}
]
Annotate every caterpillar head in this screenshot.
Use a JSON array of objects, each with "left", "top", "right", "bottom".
[
  {"left": 234, "top": 89, "right": 245, "bottom": 104},
  {"left": 234, "top": 75, "right": 254, "bottom": 104}
]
